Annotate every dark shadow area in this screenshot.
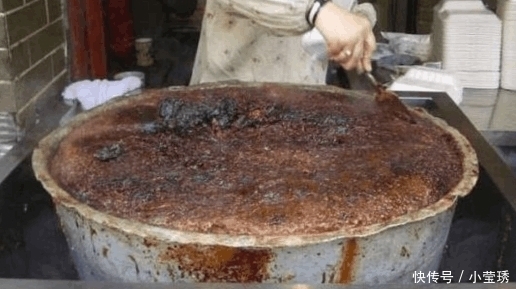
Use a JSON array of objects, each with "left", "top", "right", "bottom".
[{"left": 0, "top": 158, "right": 78, "bottom": 280}]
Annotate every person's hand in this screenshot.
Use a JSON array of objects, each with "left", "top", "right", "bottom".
[{"left": 314, "top": 2, "right": 376, "bottom": 74}]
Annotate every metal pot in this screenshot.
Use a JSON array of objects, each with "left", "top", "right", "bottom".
[{"left": 32, "top": 82, "right": 479, "bottom": 284}]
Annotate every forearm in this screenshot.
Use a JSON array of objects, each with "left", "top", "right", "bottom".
[{"left": 216, "top": 0, "right": 314, "bottom": 36}]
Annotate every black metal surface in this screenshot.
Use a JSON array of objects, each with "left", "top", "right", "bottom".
[{"left": 481, "top": 131, "right": 516, "bottom": 147}]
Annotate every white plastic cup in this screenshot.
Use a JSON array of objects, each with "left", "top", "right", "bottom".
[{"left": 135, "top": 38, "right": 154, "bottom": 67}]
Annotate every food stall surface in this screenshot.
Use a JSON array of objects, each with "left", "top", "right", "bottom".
[{"left": 0, "top": 88, "right": 516, "bottom": 287}]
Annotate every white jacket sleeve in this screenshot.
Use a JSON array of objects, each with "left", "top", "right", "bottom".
[
  {"left": 216, "top": 0, "right": 314, "bottom": 36},
  {"left": 353, "top": 3, "right": 377, "bottom": 27}
]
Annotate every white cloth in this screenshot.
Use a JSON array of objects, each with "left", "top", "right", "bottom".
[
  {"left": 190, "top": 0, "right": 377, "bottom": 85},
  {"left": 62, "top": 76, "right": 142, "bottom": 110}
]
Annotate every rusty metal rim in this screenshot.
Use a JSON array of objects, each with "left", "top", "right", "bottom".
[{"left": 31, "top": 82, "right": 479, "bottom": 248}]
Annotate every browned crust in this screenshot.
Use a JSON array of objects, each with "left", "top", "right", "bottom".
[{"left": 32, "top": 82, "right": 479, "bottom": 246}]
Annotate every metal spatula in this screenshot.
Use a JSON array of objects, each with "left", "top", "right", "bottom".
[
  {"left": 365, "top": 72, "right": 415, "bottom": 123},
  {"left": 365, "top": 72, "right": 380, "bottom": 91}
]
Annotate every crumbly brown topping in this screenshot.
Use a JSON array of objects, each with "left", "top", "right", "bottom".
[{"left": 50, "top": 86, "right": 464, "bottom": 236}]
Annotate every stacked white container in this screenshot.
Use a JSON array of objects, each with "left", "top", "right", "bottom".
[
  {"left": 389, "top": 66, "right": 464, "bottom": 105},
  {"left": 432, "top": 0, "right": 502, "bottom": 89},
  {"left": 498, "top": 0, "right": 516, "bottom": 90}
]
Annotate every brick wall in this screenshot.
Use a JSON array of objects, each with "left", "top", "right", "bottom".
[{"left": 0, "top": 0, "right": 67, "bottom": 129}]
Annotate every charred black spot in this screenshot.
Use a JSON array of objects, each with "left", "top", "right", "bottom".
[
  {"left": 390, "top": 160, "right": 412, "bottom": 175},
  {"left": 234, "top": 115, "right": 258, "bottom": 128},
  {"left": 94, "top": 143, "right": 123, "bottom": 161},
  {"left": 293, "top": 188, "right": 308, "bottom": 199},
  {"left": 278, "top": 108, "right": 302, "bottom": 121},
  {"left": 133, "top": 191, "right": 154, "bottom": 202},
  {"left": 158, "top": 142, "right": 168, "bottom": 152},
  {"left": 270, "top": 214, "right": 286, "bottom": 225},
  {"left": 192, "top": 173, "right": 214, "bottom": 184},
  {"left": 239, "top": 175, "right": 254, "bottom": 185},
  {"left": 145, "top": 100, "right": 281, "bottom": 131},
  {"left": 435, "top": 178, "right": 448, "bottom": 194},
  {"left": 321, "top": 114, "right": 350, "bottom": 126},
  {"left": 335, "top": 126, "right": 348, "bottom": 135},
  {"left": 165, "top": 172, "right": 182, "bottom": 183},
  {"left": 159, "top": 98, "right": 184, "bottom": 121},
  {"left": 75, "top": 191, "right": 89, "bottom": 203},
  {"left": 209, "top": 98, "right": 237, "bottom": 128},
  {"left": 262, "top": 191, "right": 282, "bottom": 204},
  {"left": 173, "top": 103, "right": 210, "bottom": 134},
  {"left": 141, "top": 122, "right": 164, "bottom": 134},
  {"left": 345, "top": 194, "right": 359, "bottom": 204},
  {"left": 158, "top": 97, "right": 239, "bottom": 135},
  {"left": 121, "top": 178, "right": 140, "bottom": 188},
  {"left": 265, "top": 104, "right": 282, "bottom": 118}
]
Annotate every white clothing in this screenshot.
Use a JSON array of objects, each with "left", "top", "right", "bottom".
[{"left": 190, "top": 0, "right": 376, "bottom": 85}]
